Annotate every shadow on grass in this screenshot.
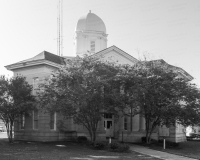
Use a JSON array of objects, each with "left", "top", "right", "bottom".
[
  {"left": 0, "top": 139, "right": 160, "bottom": 160},
  {"left": 132, "top": 140, "right": 200, "bottom": 159}
]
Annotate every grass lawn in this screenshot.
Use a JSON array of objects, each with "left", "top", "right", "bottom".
[
  {"left": 146, "top": 140, "right": 200, "bottom": 159},
  {"left": 0, "top": 138, "right": 160, "bottom": 160}
]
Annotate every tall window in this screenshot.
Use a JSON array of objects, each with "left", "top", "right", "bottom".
[
  {"left": 124, "top": 117, "right": 128, "bottom": 130},
  {"left": 33, "top": 77, "right": 39, "bottom": 95},
  {"left": 33, "top": 110, "right": 39, "bottom": 130},
  {"left": 50, "top": 112, "right": 56, "bottom": 130},
  {"left": 90, "top": 41, "right": 95, "bottom": 53},
  {"left": 20, "top": 113, "right": 25, "bottom": 130}
]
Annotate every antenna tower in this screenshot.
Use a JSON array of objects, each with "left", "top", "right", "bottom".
[{"left": 57, "top": 0, "right": 63, "bottom": 56}]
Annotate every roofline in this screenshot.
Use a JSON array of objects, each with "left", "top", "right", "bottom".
[
  {"left": 75, "top": 30, "right": 108, "bottom": 37},
  {"left": 168, "top": 64, "right": 193, "bottom": 80},
  {"left": 5, "top": 59, "right": 62, "bottom": 71},
  {"left": 148, "top": 59, "right": 193, "bottom": 81},
  {"left": 92, "top": 45, "right": 138, "bottom": 63}
]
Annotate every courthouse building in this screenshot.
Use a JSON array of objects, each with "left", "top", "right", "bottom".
[{"left": 5, "top": 11, "right": 193, "bottom": 142}]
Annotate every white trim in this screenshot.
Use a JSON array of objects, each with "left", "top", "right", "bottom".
[
  {"left": 93, "top": 46, "right": 138, "bottom": 63},
  {"left": 177, "top": 70, "right": 193, "bottom": 81},
  {"left": 5, "top": 59, "right": 62, "bottom": 71}
]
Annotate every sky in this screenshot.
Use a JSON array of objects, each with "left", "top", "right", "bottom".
[{"left": 0, "top": 0, "right": 200, "bottom": 85}]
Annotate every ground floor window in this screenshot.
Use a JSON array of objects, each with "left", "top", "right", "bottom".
[
  {"left": 124, "top": 117, "right": 128, "bottom": 130},
  {"left": 50, "top": 112, "right": 56, "bottom": 130},
  {"left": 33, "top": 110, "right": 39, "bottom": 130},
  {"left": 20, "top": 113, "right": 25, "bottom": 130}
]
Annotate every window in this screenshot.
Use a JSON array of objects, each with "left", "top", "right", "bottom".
[
  {"left": 90, "top": 41, "right": 95, "bottom": 53},
  {"left": 33, "top": 110, "right": 39, "bottom": 130},
  {"left": 124, "top": 117, "right": 128, "bottom": 130},
  {"left": 20, "top": 113, "right": 25, "bottom": 130},
  {"left": 50, "top": 112, "right": 56, "bottom": 130},
  {"left": 104, "top": 113, "right": 112, "bottom": 119},
  {"left": 33, "top": 77, "right": 39, "bottom": 95}
]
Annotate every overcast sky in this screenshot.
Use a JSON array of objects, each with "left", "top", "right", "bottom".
[{"left": 0, "top": 0, "right": 200, "bottom": 85}]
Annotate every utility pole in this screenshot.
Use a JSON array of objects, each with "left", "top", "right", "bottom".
[{"left": 57, "top": 0, "right": 63, "bottom": 56}]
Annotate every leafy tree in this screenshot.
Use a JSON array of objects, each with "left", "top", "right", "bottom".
[
  {"left": 38, "top": 57, "right": 121, "bottom": 143},
  {"left": 114, "top": 65, "right": 140, "bottom": 132},
  {"left": 176, "top": 83, "right": 200, "bottom": 127},
  {"left": 118, "top": 61, "right": 200, "bottom": 143},
  {"left": 0, "top": 76, "right": 35, "bottom": 143}
]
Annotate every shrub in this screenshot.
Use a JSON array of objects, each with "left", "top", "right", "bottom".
[
  {"left": 77, "top": 136, "right": 88, "bottom": 143},
  {"left": 94, "top": 142, "right": 106, "bottom": 150},
  {"left": 109, "top": 142, "right": 120, "bottom": 150},
  {"left": 118, "top": 143, "right": 130, "bottom": 152},
  {"left": 141, "top": 137, "right": 146, "bottom": 143},
  {"left": 141, "top": 137, "right": 154, "bottom": 143},
  {"left": 108, "top": 142, "right": 130, "bottom": 152}
]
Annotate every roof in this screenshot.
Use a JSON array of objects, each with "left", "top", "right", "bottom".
[
  {"left": 5, "top": 51, "right": 66, "bottom": 71},
  {"left": 147, "top": 59, "right": 193, "bottom": 81},
  {"left": 76, "top": 10, "right": 106, "bottom": 33},
  {"left": 92, "top": 45, "right": 138, "bottom": 63},
  {"left": 18, "top": 51, "right": 66, "bottom": 65}
]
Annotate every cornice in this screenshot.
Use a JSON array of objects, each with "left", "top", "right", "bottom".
[
  {"left": 75, "top": 30, "right": 108, "bottom": 37},
  {"left": 5, "top": 59, "right": 62, "bottom": 71},
  {"left": 176, "top": 69, "right": 193, "bottom": 81},
  {"left": 93, "top": 46, "right": 138, "bottom": 63}
]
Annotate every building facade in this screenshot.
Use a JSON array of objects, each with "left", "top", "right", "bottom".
[
  {"left": 5, "top": 11, "right": 192, "bottom": 143},
  {"left": 0, "top": 119, "right": 6, "bottom": 132}
]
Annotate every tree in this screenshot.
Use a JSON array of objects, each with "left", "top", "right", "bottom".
[
  {"left": 118, "top": 61, "right": 200, "bottom": 143},
  {"left": 114, "top": 65, "right": 140, "bottom": 132},
  {"left": 0, "top": 76, "right": 35, "bottom": 143},
  {"left": 176, "top": 83, "right": 200, "bottom": 127},
  {"left": 38, "top": 57, "right": 121, "bottom": 143}
]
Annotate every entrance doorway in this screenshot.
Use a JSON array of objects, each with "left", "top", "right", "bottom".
[{"left": 104, "top": 114, "right": 114, "bottom": 137}]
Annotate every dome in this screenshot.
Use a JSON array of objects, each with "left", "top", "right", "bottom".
[{"left": 76, "top": 11, "right": 106, "bottom": 33}]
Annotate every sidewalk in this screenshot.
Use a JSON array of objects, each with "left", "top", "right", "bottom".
[{"left": 130, "top": 144, "right": 197, "bottom": 160}]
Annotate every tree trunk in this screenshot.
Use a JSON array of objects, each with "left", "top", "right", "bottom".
[
  {"left": 145, "top": 120, "right": 150, "bottom": 143},
  {"left": 10, "top": 121, "right": 14, "bottom": 143},
  {"left": 92, "top": 130, "right": 96, "bottom": 144},
  {"left": 147, "top": 126, "right": 156, "bottom": 144},
  {"left": 130, "top": 105, "right": 133, "bottom": 132},
  {"left": 88, "top": 129, "right": 93, "bottom": 142},
  {"left": 146, "top": 121, "right": 157, "bottom": 144},
  {"left": 6, "top": 120, "right": 14, "bottom": 143}
]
